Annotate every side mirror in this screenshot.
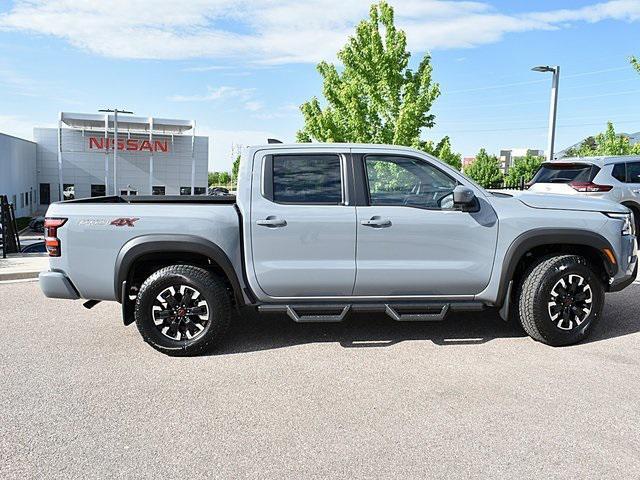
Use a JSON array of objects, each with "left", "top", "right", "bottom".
[{"left": 453, "top": 185, "right": 477, "bottom": 212}]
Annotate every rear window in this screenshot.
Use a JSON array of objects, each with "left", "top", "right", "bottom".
[
  {"left": 272, "top": 154, "right": 342, "bottom": 204},
  {"left": 530, "top": 163, "right": 600, "bottom": 184}
]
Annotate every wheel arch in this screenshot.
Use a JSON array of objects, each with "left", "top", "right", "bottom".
[
  {"left": 496, "top": 228, "right": 617, "bottom": 309},
  {"left": 115, "top": 234, "right": 247, "bottom": 308}
]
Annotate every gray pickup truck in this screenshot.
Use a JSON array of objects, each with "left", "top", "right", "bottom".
[{"left": 39, "top": 143, "right": 638, "bottom": 355}]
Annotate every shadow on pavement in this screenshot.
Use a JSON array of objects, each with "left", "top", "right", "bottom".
[
  {"left": 214, "top": 309, "right": 527, "bottom": 355},
  {"left": 583, "top": 289, "right": 640, "bottom": 345},
  {"left": 211, "top": 286, "right": 640, "bottom": 355}
]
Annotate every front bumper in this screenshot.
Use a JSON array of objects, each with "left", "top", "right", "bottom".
[
  {"left": 39, "top": 271, "right": 80, "bottom": 300},
  {"left": 610, "top": 261, "right": 637, "bottom": 292},
  {"left": 609, "top": 234, "right": 638, "bottom": 292}
]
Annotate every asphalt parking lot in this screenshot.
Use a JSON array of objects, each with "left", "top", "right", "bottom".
[{"left": 1, "top": 281, "right": 639, "bottom": 479}]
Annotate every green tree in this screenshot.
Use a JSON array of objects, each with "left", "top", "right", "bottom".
[
  {"left": 432, "top": 136, "right": 462, "bottom": 170},
  {"left": 218, "top": 171, "right": 231, "bottom": 185},
  {"left": 208, "top": 171, "right": 219, "bottom": 186},
  {"left": 564, "top": 122, "right": 640, "bottom": 157},
  {"left": 464, "top": 148, "right": 503, "bottom": 188},
  {"left": 297, "top": 1, "right": 440, "bottom": 149},
  {"left": 232, "top": 155, "right": 240, "bottom": 182},
  {"left": 631, "top": 56, "right": 640, "bottom": 74},
  {"left": 505, "top": 153, "right": 543, "bottom": 187}
]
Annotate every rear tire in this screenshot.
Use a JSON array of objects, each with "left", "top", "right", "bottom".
[
  {"left": 134, "top": 265, "right": 232, "bottom": 356},
  {"left": 516, "top": 255, "right": 604, "bottom": 346}
]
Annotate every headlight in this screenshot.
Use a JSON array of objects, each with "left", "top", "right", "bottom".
[{"left": 605, "top": 212, "right": 634, "bottom": 236}]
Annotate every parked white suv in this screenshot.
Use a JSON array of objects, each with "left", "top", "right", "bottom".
[{"left": 528, "top": 156, "right": 640, "bottom": 232}]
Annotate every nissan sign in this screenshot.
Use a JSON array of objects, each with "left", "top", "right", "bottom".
[{"left": 89, "top": 137, "right": 169, "bottom": 153}]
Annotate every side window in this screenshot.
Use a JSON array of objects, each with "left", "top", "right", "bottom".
[
  {"left": 625, "top": 162, "right": 640, "bottom": 183},
  {"left": 611, "top": 163, "right": 626, "bottom": 182},
  {"left": 365, "top": 155, "right": 457, "bottom": 209},
  {"left": 271, "top": 154, "right": 342, "bottom": 204}
]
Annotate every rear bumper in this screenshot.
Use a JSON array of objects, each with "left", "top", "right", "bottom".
[{"left": 39, "top": 271, "right": 80, "bottom": 300}]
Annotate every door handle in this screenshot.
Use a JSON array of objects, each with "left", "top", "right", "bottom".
[
  {"left": 360, "top": 216, "right": 391, "bottom": 228},
  {"left": 256, "top": 217, "right": 287, "bottom": 227}
]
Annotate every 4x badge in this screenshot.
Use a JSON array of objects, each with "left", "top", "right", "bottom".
[{"left": 110, "top": 218, "right": 139, "bottom": 227}]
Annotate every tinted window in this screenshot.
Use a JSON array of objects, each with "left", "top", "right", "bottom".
[
  {"left": 194, "top": 187, "right": 206, "bottom": 195},
  {"left": 152, "top": 186, "right": 165, "bottom": 195},
  {"left": 91, "top": 184, "right": 106, "bottom": 197},
  {"left": 273, "top": 155, "right": 342, "bottom": 204},
  {"left": 39, "top": 183, "right": 50, "bottom": 205},
  {"left": 365, "top": 156, "right": 457, "bottom": 209},
  {"left": 612, "top": 163, "right": 626, "bottom": 182},
  {"left": 530, "top": 163, "right": 600, "bottom": 184},
  {"left": 180, "top": 187, "right": 192, "bottom": 195},
  {"left": 626, "top": 162, "right": 640, "bottom": 183},
  {"left": 63, "top": 184, "right": 75, "bottom": 200}
]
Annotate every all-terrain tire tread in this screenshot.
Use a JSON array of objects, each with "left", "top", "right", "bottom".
[
  {"left": 518, "top": 254, "right": 601, "bottom": 346},
  {"left": 134, "top": 265, "right": 232, "bottom": 356}
]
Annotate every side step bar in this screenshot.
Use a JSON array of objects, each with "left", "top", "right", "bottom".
[
  {"left": 259, "top": 304, "right": 351, "bottom": 323},
  {"left": 258, "top": 302, "right": 484, "bottom": 323}
]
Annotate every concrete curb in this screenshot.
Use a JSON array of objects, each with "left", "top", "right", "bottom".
[{"left": 0, "top": 270, "right": 41, "bottom": 282}]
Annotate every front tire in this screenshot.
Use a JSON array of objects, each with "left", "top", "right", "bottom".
[
  {"left": 517, "top": 255, "right": 604, "bottom": 346},
  {"left": 134, "top": 265, "right": 232, "bottom": 356}
]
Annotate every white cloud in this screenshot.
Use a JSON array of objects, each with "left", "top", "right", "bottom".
[
  {"left": 181, "top": 65, "right": 232, "bottom": 72},
  {"left": 1, "top": 1, "right": 639, "bottom": 64},
  {"left": 0, "top": 115, "right": 55, "bottom": 141},
  {"left": 168, "top": 85, "right": 254, "bottom": 102},
  {"left": 243, "top": 100, "right": 264, "bottom": 111}
]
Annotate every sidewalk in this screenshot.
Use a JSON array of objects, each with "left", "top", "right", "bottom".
[{"left": 0, "top": 254, "right": 49, "bottom": 281}]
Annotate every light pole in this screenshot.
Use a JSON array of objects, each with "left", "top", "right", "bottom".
[
  {"left": 99, "top": 108, "right": 133, "bottom": 195},
  {"left": 532, "top": 65, "right": 559, "bottom": 161}
]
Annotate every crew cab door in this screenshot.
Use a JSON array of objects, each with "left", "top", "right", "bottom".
[
  {"left": 352, "top": 151, "right": 498, "bottom": 296},
  {"left": 249, "top": 149, "right": 356, "bottom": 297}
]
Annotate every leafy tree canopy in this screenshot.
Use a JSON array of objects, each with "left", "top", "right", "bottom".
[
  {"left": 505, "top": 153, "right": 543, "bottom": 187},
  {"left": 563, "top": 122, "right": 640, "bottom": 157},
  {"left": 232, "top": 155, "right": 240, "bottom": 181},
  {"left": 297, "top": 1, "right": 441, "bottom": 150},
  {"left": 464, "top": 148, "right": 503, "bottom": 188}
]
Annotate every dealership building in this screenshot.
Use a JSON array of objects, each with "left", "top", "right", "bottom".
[{"left": 1, "top": 112, "right": 208, "bottom": 216}]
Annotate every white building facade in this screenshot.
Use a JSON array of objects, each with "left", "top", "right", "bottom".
[
  {"left": 498, "top": 148, "right": 545, "bottom": 174},
  {"left": 34, "top": 112, "right": 208, "bottom": 205},
  {"left": 0, "top": 133, "right": 37, "bottom": 218}
]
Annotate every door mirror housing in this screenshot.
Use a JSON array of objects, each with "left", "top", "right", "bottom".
[{"left": 453, "top": 185, "right": 478, "bottom": 212}]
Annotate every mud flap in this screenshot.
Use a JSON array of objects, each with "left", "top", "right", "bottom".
[
  {"left": 121, "top": 281, "right": 136, "bottom": 326},
  {"left": 498, "top": 280, "right": 513, "bottom": 322}
]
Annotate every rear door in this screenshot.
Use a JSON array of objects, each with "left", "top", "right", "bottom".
[
  {"left": 624, "top": 161, "right": 640, "bottom": 201},
  {"left": 249, "top": 149, "right": 356, "bottom": 297}
]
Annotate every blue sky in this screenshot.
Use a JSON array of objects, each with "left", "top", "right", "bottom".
[{"left": 0, "top": 0, "right": 639, "bottom": 172}]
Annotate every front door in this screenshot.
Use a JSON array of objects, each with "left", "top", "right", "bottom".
[
  {"left": 250, "top": 151, "right": 356, "bottom": 297},
  {"left": 354, "top": 153, "right": 498, "bottom": 296}
]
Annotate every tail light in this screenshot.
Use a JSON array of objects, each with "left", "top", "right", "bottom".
[
  {"left": 44, "top": 218, "right": 67, "bottom": 257},
  {"left": 569, "top": 181, "right": 613, "bottom": 193}
]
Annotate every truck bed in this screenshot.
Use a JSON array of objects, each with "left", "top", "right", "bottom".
[{"left": 62, "top": 195, "right": 237, "bottom": 205}]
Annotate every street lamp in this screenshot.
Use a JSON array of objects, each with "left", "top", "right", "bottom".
[
  {"left": 532, "top": 65, "right": 560, "bottom": 161},
  {"left": 99, "top": 108, "right": 133, "bottom": 195}
]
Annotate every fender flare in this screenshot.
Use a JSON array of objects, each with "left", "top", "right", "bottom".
[
  {"left": 495, "top": 228, "right": 617, "bottom": 308},
  {"left": 114, "top": 234, "right": 245, "bottom": 306}
]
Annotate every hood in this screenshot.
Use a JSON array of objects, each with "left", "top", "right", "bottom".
[{"left": 504, "top": 191, "right": 628, "bottom": 213}]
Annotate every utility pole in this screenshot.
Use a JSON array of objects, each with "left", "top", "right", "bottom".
[
  {"left": 98, "top": 108, "right": 133, "bottom": 194},
  {"left": 531, "top": 65, "right": 560, "bottom": 161}
]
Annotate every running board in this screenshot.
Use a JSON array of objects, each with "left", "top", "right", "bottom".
[
  {"left": 259, "top": 304, "right": 350, "bottom": 323},
  {"left": 384, "top": 303, "right": 449, "bottom": 322},
  {"left": 258, "top": 301, "right": 484, "bottom": 323}
]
